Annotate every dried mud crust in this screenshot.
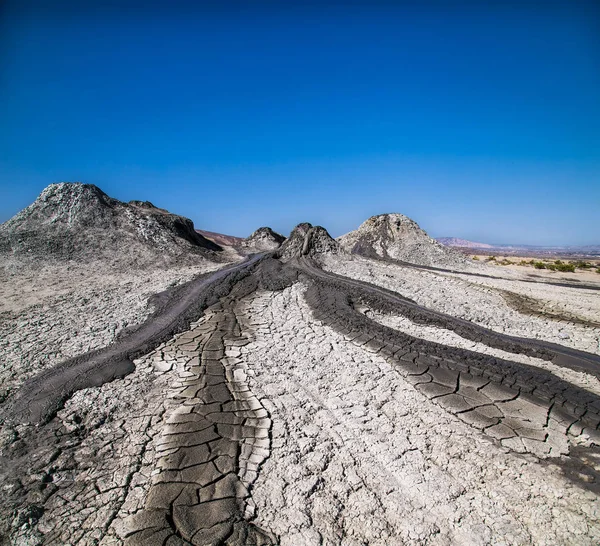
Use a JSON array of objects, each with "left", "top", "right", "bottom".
[
  {"left": 497, "top": 288, "right": 600, "bottom": 330},
  {"left": 242, "top": 285, "right": 600, "bottom": 545},
  {"left": 368, "top": 308, "right": 600, "bottom": 398},
  {"left": 320, "top": 254, "right": 600, "bottom": 355},
  {"left": 0, "top": 258, "right": 293, "bottom": 545},
  {"left": 3, "top": 254, "right": 269, "bottom": 426},
  {"left": 294, "top": 258, "right": 600, "bottom": 464},
  {"left": 123, "top": 300, "right": 275, "bottom": 546},
  {"left": 301, "top": 258, "right": 600, "bottom": 375},
  {"left": 2, "top": 253, "right": 600, "bottom": 544},
  {"left": 0, "top": 261, "right": 225, "bottom": 403}
]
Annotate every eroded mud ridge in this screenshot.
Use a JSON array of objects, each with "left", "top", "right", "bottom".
[{"left": 2, "top": 254, "right": 600, "bottom": 544}]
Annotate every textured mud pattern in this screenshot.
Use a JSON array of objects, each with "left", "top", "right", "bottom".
[
  {"left": 2, "top": 253, "right": 600, "bottom": 543},
  {"left": 358, "top": 249, "right": 600, "bottom": 292},
  {"left": 301, "top": 258, "right": 600, "bottom": 376},
  {"left": 295, "top": 257, "right": 600, "bottom": 463},
  {"left": 498, "top": 288, "right": 600, "bottom": 329},
  {"left": 3, "top": 254, "right": 267, "bottom": 426},
  {"left": 125, "top": 302, "right": 275, "bottom": 545}
]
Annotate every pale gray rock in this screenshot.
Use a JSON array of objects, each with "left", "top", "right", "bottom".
[
  {"left": 241, "top": 227, "right": 286, "bottom": 251},
  {"left": 277, "top": 223, "right": 342, "bottom": 259},
  {"left": 338, "top": 213, "right": 469, "bottom": 268},
  {"left": 0, "top": 182, "right": 223, "bottom": 268}
]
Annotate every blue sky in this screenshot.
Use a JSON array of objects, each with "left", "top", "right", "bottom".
[{"left": 1, "top": 1, "right": 599, "bottom": 245}]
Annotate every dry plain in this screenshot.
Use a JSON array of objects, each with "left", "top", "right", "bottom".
[{"left": 1, "top": 185, "right": 600, "bottom": 545}]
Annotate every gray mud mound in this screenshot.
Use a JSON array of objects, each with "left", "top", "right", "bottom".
[
  {"left": 0, "top": 183, "right": 222, "bottom": 267},
  {"left": 241, "top": 227, "right": 286, "bottom": 251},
  {"left": 277, "top": 222, "right": 342, "bottom": 259},
  {"left": 338, "top": 213, "right": 469, "bottom": 268}
]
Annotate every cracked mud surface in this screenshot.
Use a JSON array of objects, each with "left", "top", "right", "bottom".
[
  {"left": 1, "top": 252, "right": 600, "bottom": 545},
  {"left": 320, "top": 254, "right": 600, "bottom": 355},
  {"left": 245, "top": 285, "right": 600, "bottom": 545}
]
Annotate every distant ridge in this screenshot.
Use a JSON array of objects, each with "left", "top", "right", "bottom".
[
  {"left": 197, "top": 227, "right": 286, "bottom": 251},
  {"left": 437, "top": 237, "right": 600, "bottom": 257},
  {"left": 196, "top": 229, "right": 244, "bottom": 247},
  {"left": 436, "top": 237, "right": 495, "bottom": 249}
]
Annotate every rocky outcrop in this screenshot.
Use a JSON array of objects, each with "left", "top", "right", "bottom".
[
  {"left": 338, "top": 213, "right": 468, "bottom": 268},
  {"left": 242, "top": 227, "right": 286, "bottom": 251},
  {"left": 0, "top": 183, "right": 222, "bottom": 267},
  {"left": 277, "top": 223, "right": 341, "bottom": 259}
]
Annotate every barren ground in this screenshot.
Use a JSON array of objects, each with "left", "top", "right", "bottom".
[{"left": 1, "top": 252, "right": 600, "bottom": 545}]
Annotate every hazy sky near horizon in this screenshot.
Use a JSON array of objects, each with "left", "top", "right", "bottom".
[{"left": 1, "top": 1, "right": 599, "bottom": 245}]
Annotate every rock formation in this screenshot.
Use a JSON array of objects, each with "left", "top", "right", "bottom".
[
  {"left": 338, "top": 213, "right": 468, "bottom": 268},
  {"left": 242, "top": 227, "right": 286, "bottom": 251},
  {"left": 277, "top": 222, "right": 341, "bottom": 258},
  {"left": 0, "top": 183, "right": 222, "bottom": 267}
]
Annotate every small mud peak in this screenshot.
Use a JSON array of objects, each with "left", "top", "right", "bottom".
[
  {"left": 242, "top": 227, "right": 286, "bottom": 251},
  {"left": 277, "top": 222, "right": 341, "bottom": 258},
  {"left": 0, "top": 182, "right": 222, "bottom": 267},
  {"left": 338, "top": 212, "right": 469, "bottom": 268}
]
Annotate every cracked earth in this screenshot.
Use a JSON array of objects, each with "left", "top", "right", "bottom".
[{"left": 1, "top": 252, "right": 600, "bottom": 545}]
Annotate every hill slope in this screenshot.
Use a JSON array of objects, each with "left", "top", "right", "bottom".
[
  {"left": 0, "top": 183, "right": 222, "bottom": 267},
  {"left": 242, "top": 227, "right": 286, "bottom": 251},
  {"left": 278, "top": 222, "right": 341, "bottom": 258},
  {"left": 338, "top": 213, "right": 468, "bottom": 268}
]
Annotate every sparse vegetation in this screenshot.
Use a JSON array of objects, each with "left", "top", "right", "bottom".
[
  {"left": 526, "top": 260, "right": 576, "bottom": 273},
  {"left": 555, "top": 263, "right": 576, "bottom": 272},
  {"left": 484, "top": 255, "right": 597, "bottom": 274},
  {"left": 472, "top": 256, "right": 479, "bottom": 261}
]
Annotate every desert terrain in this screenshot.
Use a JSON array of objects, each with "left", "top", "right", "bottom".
[{"left": 1, "top": 184, "right": 599, "bottom": 545}]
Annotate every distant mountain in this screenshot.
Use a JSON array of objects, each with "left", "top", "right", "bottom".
[
  {"left": 436, "top": 237, "right": 495, "bottom": 249},
  {"left": 436, "top": 237, "right": 600, "bottom": 257},
  {"left": 338, "top": 214, "right": 468, "bottom": 268},
  {"left": 0, "top": 182, "right": 222, "bottom": 267},
  {"left": 196, "top": 229, "right": 244, "bottom": 247}
]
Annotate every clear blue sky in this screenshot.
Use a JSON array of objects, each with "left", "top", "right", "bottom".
[{"left": 1, "top": 1, "right": 599, "bottom": 245}]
